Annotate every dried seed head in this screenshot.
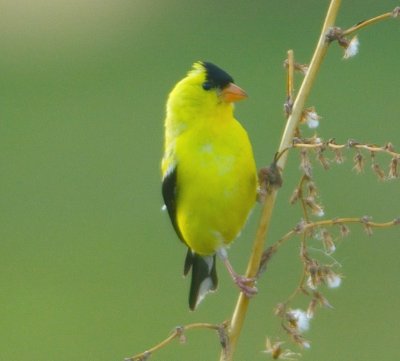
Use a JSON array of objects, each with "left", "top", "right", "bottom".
[
  {"left": 286, "top": 309, "right": 311, "bottom": 333},
  {"left": 347, "top": 139, "right": 360, "bottom": 148},
  {"left": 297, "top": 63, "right": 309, "bottom": 76},
  {"left": 301, "top": 241, "right": 313, "bottom": 264},
  {"left": 301, "top": 107, "right": 321, "bottom": 129},
  {"left": 313, "top": 291, "right": 333, "bottom": 309},
  {"left": 264, "top": 338, "right": 284, "bottom": 359},
  {"left": 257, "top": 246, "right": 277, "bottom": 277},
  {"left": 371, "top": 161, "right": 385, "bottom": 180},
  {"left": 306, "top": 298, "right": 318, "bottom": 319},
  {"left": 311, "top": 136, "right": 322, "bottom": 145},
  {"left": 322, "top": 229, "right": 336, "bottom": 254},
  {"left": 388, "top": 157, "right": 399, "bottom": 179},
  {"left": 294, "top": 219, "right": 307, "bottom": 234},
  {"left": 175, "top": 326, "right": 186, "bottom": 344},
  {"left": 291, "top": 333, "right": 311, "bottom": 349},
  {"left": 307, "top": 275, "right": 318, "bottom": 290},
  {"left": 353, "top": 152, "right": 364, "bottom": 173},
  {"left": 320, "top": 267, "right": 342, "bottom": 288},
  {"left": 283, "top": 59, "right": 309, "bottom": 76},
  {"left": 307, "top": 290, "right": 333, "bottom": 318},
  {"left": 326, "top": 271, "right": 342, "bottom": 288},
  {"left": 305, "top": 196, "right": 325, "bottom": 217},
  {"left": 392, "top": 6, "right": 400, "bottom": 17},
  {"left": 363, "top": 224, "right": 373, "bottom": 236},
  {"left": 317, "top": 147, "right": 330, "bottom": 170},
  {"left": 307, "top": 181, "right": 318, "bottom": 198},
  {"left": 385, "top": 142, "right": 395, "bottom": 152},
  {"left": 339, "top": 223, "right": 350, "bottom": 237},
  {"left": 343, "top": 36, "right": 360, "bottom": 59},
  {"left": 307, "top": 264, "right": 342, "bottom": 289},
  {"left": 361, "top": 215, "right": 373, "bottom": 236},
  {"left": 334, "top": 148, "right": 344, "bottom": 164},
  {"left": 383, "top": 142, "right": 394, "bottom": 152},
  {"left": 370, "top": 152, "right": 385, "bottom": 179},
  {"left": 306, "top": 262, "right": 321, "bottom": 290},
  {"left": 264, "top": 338, "right": 301, "bottom": 360},
  {"left": 300, "top": 149, "right": 313, "bottom": 177},
  {"left": 312, "top": 204, "right": 325, "bottom": 217},
  {"left": 361, "top": 215, "right": 372, "bottom": 222}
]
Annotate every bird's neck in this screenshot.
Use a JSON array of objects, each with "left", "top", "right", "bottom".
[{"left": 164, "top": 102, "right": 235, "bottom": 156}]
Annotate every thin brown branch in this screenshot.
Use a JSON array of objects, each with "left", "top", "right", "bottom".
[
  {"left": 127, "top": 322, "right": 228, "bottom": 361},
  {"left": 292, "top": 139, "right": 400, "bottom": 159},
  {"left": 342, "top": 7, "right": 400, "bottom": 37},
  {"left": 261, "top": 217, "right": 400, "bottom": 270}
]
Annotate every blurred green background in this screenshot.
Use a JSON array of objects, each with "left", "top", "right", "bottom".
[{"left": 1, "top": 1, "right": 399, "bottom": 360}]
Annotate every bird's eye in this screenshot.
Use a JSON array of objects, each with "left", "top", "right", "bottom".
[{"left": 202, "top": 81, "right": 213, "bottom": 91}]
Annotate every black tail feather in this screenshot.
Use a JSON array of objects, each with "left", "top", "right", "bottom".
[{"left": 184, "top": 250, "right": 218, "bottom": 310}]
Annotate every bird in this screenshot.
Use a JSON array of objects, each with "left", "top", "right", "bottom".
[{"left": 161, "top": 61, "right": 258, "bottom": 310}]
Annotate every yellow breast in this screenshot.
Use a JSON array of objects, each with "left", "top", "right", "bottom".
[{"left": 174, "top": 116, "right": 257, "bottom": 255}]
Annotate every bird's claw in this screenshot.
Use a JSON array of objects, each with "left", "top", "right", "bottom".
[{"left": 234, "top": 275, "right": 258, "bottom": 297}]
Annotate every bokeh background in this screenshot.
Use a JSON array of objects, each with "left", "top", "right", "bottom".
[{"left": 1, "top": 1, "right": 399, "bottom": 360}]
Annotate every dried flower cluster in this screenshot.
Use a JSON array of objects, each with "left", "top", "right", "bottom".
[
  {"left": 263, "top": 337, "right": 301, "bottom": 360},
  {"left": 265, "top": 29, "right": 399, "bottom": 353},
  {"left": 283, "top": 59, "right": 309, "bottom": 76},
  {"left": 271, "top": 225, "right": 345, "bottom": 350},
  {"left": 300, "top": 107, "right": 321, "bottom": 129},
  {"left": 291, "top": 138, "right": 400, "bottom": 181}
]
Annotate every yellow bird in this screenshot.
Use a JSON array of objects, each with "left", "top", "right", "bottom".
[{"left": 161, "top": 61, "right": 258, "bottom": 310}]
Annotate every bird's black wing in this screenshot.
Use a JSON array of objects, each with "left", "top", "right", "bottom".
[
  {"left": 162, "top": 164, "right": 185, "bottom": 243},
  {"left": 162, "top": 164, "right": 219, "bottom": 310}
]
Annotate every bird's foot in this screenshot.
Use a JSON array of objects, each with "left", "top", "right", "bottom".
[
  {"left": 233, "top": 274, "right": 258, "bottom": 298},
  {"left": 217, "top": 247, "right": 258, "bottom": 298}
]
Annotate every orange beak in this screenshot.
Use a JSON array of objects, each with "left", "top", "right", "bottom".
[{"left": 221, "top": 82, "right": 248, "bottom": 103}]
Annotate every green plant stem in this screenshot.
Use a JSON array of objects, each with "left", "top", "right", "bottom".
[{"left": 219, "top": 1, "right": 342, "bottom": 360}]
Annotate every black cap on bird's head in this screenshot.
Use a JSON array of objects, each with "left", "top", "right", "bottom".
[
  {"left": 195, "top": 61, "right": 247, "bottom": 103},
  {"left": 201, "top": 61, "right": 234, "bottom": 90}
]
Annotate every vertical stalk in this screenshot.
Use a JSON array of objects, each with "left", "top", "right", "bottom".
[{"left": 220, "top": 1, "right": 342, "bottom": 360}]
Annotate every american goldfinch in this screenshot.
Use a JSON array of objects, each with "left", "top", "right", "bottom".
[{"left": 161, "top": 61, "right": 258, "bottom": 310}]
